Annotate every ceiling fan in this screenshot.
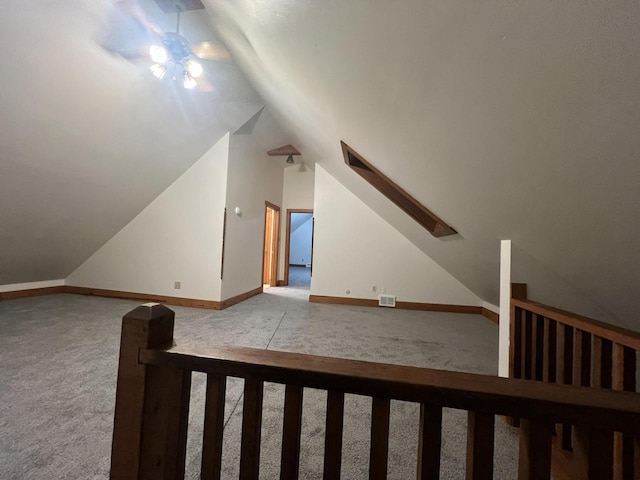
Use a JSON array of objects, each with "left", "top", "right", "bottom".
[{"left": 101, "top": 0, "right": 230, "bottom": 91}]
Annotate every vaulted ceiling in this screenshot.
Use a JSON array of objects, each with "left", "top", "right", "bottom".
[{"left": 2, "top": 1, "right": 639, "bottom": 329}]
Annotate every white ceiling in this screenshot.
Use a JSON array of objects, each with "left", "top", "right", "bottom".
[
  {"left": 0, "top": 0, "right": 263, "bottom": 283},
  {"left": 204, "top": 0, "right": 640, "bottom": 327},
  {"left": 2, "top": 1, "right": 639, "bottom": 329}
]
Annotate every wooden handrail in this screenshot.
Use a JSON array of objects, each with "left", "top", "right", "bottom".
[
  {"left": 509, "top": 283, "right": 640, "bottom": 479},
  {"left": 112, "top": 303, "right": 640, "bottom": 480},
  {"left": 511, "top": 298, "right": 640, "bottom": 351},
  {"left": 139, "top": 344, "right": 640, "bottom": 434}
]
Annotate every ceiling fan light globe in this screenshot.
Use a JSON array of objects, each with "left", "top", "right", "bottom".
[
  {"left": 186, "top": 59, "right": 203, "bottom": 78},
  {"left": 183, "top": 71, "right": 197, "bottom": 89},
  {"left": 150, "top": 63, "right": 167, "bottom": 80},
  {"left": 149, "top": 45, "right": 168, "bottom": 64}
]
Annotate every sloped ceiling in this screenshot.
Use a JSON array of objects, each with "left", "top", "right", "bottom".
[
  {"left": 2, "top": 1, "right": 640, "bottom": 330},
  {"left": 203, "top": 1, "right": 640, "bottom": 327},
  {"left": 0, "top": 0, "right": 263, "bottom": 284}
]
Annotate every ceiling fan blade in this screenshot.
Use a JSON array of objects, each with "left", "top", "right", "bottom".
[
  {"left": 99, "top": 0, "right": 161, "bottom": 60},
  {"left": 194, "top": 73, "right": 215, "bottom": 92},
  {"left": 118, "top": 47, "right": 152, "bottom": 62},
  {"left": 191, "top": 42, "right": 231, "bottom": 61}
]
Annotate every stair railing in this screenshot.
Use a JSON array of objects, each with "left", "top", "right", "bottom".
[
  {"left": 510, "top": 283, "right": 640, "bottom": 479},
  {"left": 110, "top": 303, "right": 640, "bottom": 480}
]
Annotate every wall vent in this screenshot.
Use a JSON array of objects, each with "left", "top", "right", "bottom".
[{"left": 378, "top": 294, "right": 396, "bottom": 307}]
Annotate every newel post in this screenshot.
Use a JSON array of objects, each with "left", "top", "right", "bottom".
[{"left": 110, "top": 303, "right": 191, "bottom": 480}]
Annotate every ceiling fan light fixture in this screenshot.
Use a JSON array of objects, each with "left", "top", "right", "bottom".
[
  {"left": 186, "top": 59, "right": 203, "bottom": 78},
  {"left": 149, "top": 45, "right": 168, "bottom": 64},
  {"left": 183, "top": 71, "right": 197, "bottom": 89},
  {"left": 150, "top": 63, "right": 167, "bottom": 79},
  {"left": 286, "top": 154, "right": 295, "bottom": 164}
]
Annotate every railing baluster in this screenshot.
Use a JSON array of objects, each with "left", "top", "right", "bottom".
[
  {"left": 466, "top": 412, "right": 494, "bottom": 480},
  {"left": 574, "top": 330, "right": 592, "bottom": 388},
  {"left": 369, "top": 397, "right": 390, "bottom": 480},
  {"left": 542, "top": 318, "right": 551, "bottom": 382},
  {"left": 556, "top": 323, "right": 566, "bottom": 385},
  {"left": 573, "top": 427, "right": 614, "bottom": 479},
  {"left": 509, "top": 306, "right": 524, "bottom": 427},
  {"left": 511, "top": 306, "right": 523, "bottom": 380},
  {"left": 561, "top": 325, "right": 574, "bottom": 451},
  {"left": 518, "top": 419, "right": 553, "bottom": 480},
  {"left": 281, "top": 385, "right": 304, "bottom": 480},
  {"left": 613, "top": 344, "right": 637, "bottom": 479},
  {"left": 523, "top": 311, "right": 533, "bottom": 380},
  {"left": 240, "top": 378, "right": 264, "bottom": 480},
  {"left": 323, "top": 391, "right": 345, "bottom": 480},
  {"left": 593, "top": 336, "right": 603, "bottom": 388},
  {"left": 601, "top": 338, "right": 613, "bottom": 389},
  {"left": 571, "top": 328, "right": 593, "bottom": 478},
  {"left": 201, "top": 374, "right": 227, "bottom": 480},
  {"left": 533, "top": 315, "right": 544, "bottom": 381},
  {"left": 417, "top": 404, "right": 442, "bottom": 480}
]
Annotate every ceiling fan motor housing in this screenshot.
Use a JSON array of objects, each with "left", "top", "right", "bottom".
[{"left": 163, "top": 32, "right": 192, "bottom": 62}]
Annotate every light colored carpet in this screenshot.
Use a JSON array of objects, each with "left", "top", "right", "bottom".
[
  {"left": 0, "top": 286, "right": 519, "bottom": 479},
  {"left": 287, "top": 266, "right": 311, "bottom": 288}
]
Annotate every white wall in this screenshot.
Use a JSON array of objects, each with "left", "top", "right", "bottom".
[
  {"left": 278, "top": 165, "right": 315, "bottom": 279},
  {"left": 66, "top": 134, "right": 230, "bottom": 300},
  {"left": 221, "top": 110, "right": 286, "bottom": 299},
  {"left": 511, "top": 243, "right": 617, "bottom": 324},
  {"left": 311, "top": 165, "right": 483, "bottom": 306},
  {"left": 288, "top": 214, "right": 313, "bottom": 265}
]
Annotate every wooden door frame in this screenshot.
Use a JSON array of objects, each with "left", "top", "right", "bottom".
[
  {"left": 262, "top": 201, "right": 281, "bottom": 288},
  {"left": 283, "top": 209, "right": 314, "bottom": 286}
]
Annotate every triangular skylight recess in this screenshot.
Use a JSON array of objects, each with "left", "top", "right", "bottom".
[{"left": 341, "top": 141, "right": 457, "bottom": 238}]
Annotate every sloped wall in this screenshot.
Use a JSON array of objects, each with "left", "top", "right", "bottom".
[
  {"left": 221, "top": 111, "right": 287, "bottom": 299},
  {"left": 66, "top": 134, "right": 230, "bottom": 300},
  {"left": 289, "top": 214, "right": 313, "bottom": 265},
  {"left": 311, "top": 165, "right": 483, "bottom": 306}
]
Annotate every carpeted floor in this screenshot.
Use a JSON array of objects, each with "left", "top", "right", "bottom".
[
  {"left": 0, "top": 285, "right": 519, "bottom": 479},
  {"left": 287, "top": 266, "right": 311, "bottom": 288}
]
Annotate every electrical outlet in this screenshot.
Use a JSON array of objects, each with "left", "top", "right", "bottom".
[
  {"left": 382, "top": 287, "right": 387, "bottom": 294},
  {"left": 174, "top": 281, "right": 181, "bottom": 290},
  {"left": 372, "top": 285, "right": 377, "bottom": 293}
]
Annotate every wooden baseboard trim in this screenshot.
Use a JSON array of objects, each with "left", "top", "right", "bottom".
[
  {"left": 277, "top": 280, "right": 286, "bottom": 287},
  {"left": 0, "top": 286, "right": 66, "bottom": 301},
  {"left": 308, "top": 295, "right": 488, "bottom": 316},
  {"left": 1, "top": 284, "right": 499, "bottom": 321},
  {"left": 219, "top": 286, "right": 263, "bottom": 309},
  {"left": 65, "top": 286, "right": 222, "bottom": 309},
  {"left": 64, "top": 286, "right": 263, "bottom": 311},
  {"left": 309, "top": 295, "right": 379, "bottom": 307},
  {"left": 482, "top": 307, "right": 499, "bottom": 323}
]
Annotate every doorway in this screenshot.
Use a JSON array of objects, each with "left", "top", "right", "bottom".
[
  {"left": 284, "top": 209, "right": 314, "bottom": 288},
  {"left": 262, "top": 202, "right": 280, "bottom": 289}
]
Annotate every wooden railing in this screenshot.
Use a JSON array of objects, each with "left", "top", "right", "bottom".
[
  {"left": 110, "top": 303, "right": 640, "bottom": 480},
  {"left": 509, "top": 283, "right": 640, "bottom": 479}
]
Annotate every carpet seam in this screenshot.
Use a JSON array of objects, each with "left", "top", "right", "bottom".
[{"left": 222, "top": 311, "right": 288, "bottom": 431}]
